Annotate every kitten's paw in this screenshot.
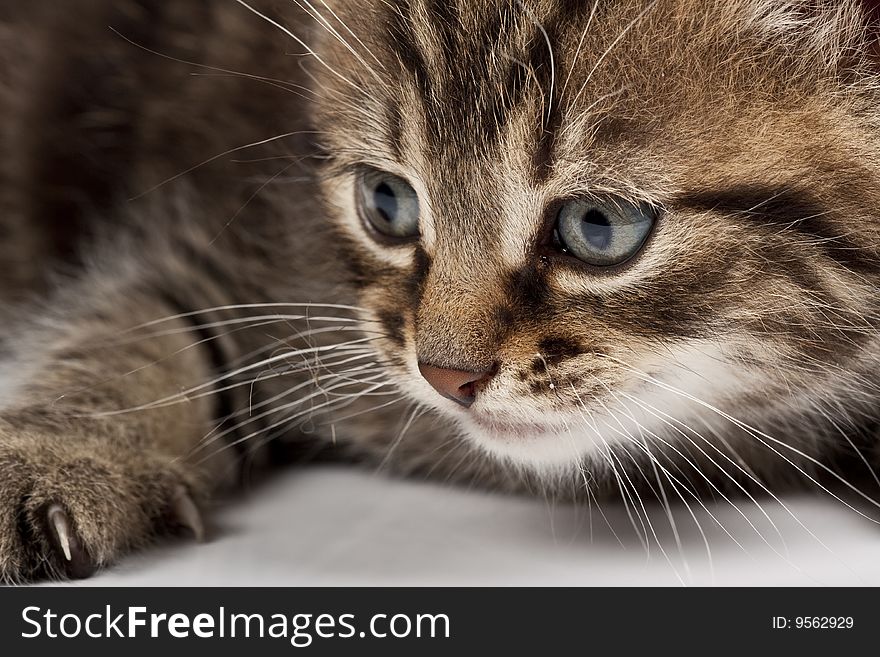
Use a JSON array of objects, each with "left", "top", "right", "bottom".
[{"left": 0, "top": 445, "right": 206, "bottom": 582}]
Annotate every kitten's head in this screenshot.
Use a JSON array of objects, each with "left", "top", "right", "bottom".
[{"left": 307, "top": 0, "right": 880, "bottom": 472}]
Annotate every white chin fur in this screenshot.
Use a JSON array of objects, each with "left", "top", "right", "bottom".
[
  {"left": 465, "top": 425, "right": 602, "bottom": 470},
  {"left": 458, "top": 409, "right": 648, "bottom": 471}
]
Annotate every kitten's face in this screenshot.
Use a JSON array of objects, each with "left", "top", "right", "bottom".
[{"left": 310, "top": 0, "right": 880, "bottom": 471}]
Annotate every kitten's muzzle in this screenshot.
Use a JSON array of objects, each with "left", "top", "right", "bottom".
[{"left": 417, "top": 362, "right": 496, "bottom": 408}]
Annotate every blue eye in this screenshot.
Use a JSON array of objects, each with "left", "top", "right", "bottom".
[
  {"left": 555, "top": 197, "right": 656, "bottom": 266},
  {"left": 358, "top": 169, "right": 420, "bottom": 241}
]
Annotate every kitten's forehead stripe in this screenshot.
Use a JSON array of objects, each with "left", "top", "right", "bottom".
[
  {"left": 386, "top": 0, "right": 432, "bottom": 101},
  {"left": 531, "top": 113, "right": 560, "bottom": 185},
  {"left": 384, "top": 0, "right": 561, "bottom": 154}
]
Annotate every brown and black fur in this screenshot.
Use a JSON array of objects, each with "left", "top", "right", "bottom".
[{"left": 2, "top": 0, "right": 880, "bottom": 581}]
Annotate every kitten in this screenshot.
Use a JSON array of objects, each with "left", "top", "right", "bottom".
[{"left": 1, "top": 0, "right": 880, "bottom": 581}]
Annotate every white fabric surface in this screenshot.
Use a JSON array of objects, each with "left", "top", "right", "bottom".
[{"left": 69, "top": 465, "right": 880, "bottom": 587}]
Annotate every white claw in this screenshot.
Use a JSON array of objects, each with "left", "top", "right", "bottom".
[
  {"left": 172, "top": 487, "right": 205, "bottom": 543},
  {"left": 48, "top": 505, "right": 73, "bottom": 562}
]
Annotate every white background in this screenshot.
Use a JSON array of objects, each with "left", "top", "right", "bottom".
[{"left": 75, "top": 465, "right": 880, "bottom": 587}]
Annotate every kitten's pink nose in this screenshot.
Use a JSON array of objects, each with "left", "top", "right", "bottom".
[{"left": 417, "top": 362, "right": 495, "bottom": 408}]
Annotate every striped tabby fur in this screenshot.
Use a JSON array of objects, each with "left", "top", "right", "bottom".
[{"left": 1, "top": 0, "right": 879, "bottom": 580}]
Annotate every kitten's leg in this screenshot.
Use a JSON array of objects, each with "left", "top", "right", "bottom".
[{"left": 0, "top": 272, "right": 240, "bottom": 582}]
